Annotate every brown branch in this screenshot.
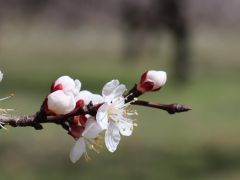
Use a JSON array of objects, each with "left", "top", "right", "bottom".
[
  {"left": 0, "top": 115, "right": 35, "bottom": 127},
  {"left": 124, "top": 84, "right": 142, "bottom": 103},
  {"left": 0, "top": 105, "right": 91, "bottom": 130},
  {"left": 0, "top": 99, "right": 191, "bottom": 130},
  {"left": 0, "top": 92, "right": 191, "bottom": 130},
  {"left": 131, "top": 100, "right": 192, "bottom": 114}
]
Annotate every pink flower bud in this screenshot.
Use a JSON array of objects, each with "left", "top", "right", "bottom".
[
  {"left": 138, "top": 70, "right": 167, "bottom": 92},
  {"left": 75, "top": 90, "right": 104, "bottom": 107},
  {"left": 75, "top": 90, "right": 93, "bottom": 106},
  {"left": 51, "top": 76, "right": 81, "bottom": 96},
  {"left": 47, "top": 90, "right": 76, "bottom": 115}
]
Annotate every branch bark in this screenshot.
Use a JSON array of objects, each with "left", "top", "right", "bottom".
[
  {"left": 131, "top": 100, "right": 192, "bottom": 114},
  {"left": 0, "top": 99, "right": 191, "bottom": 130},
  {"left": 0, "top": 105, "right": 91, "bottom": 130},
  {"left": 0, "top": 82, "right": 192, "bottom": 129}
]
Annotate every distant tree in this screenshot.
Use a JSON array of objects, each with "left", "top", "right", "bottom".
[{"left": 121, "top": 0, "right": 190, "bottom": 82}]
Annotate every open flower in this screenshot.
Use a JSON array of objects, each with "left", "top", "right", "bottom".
[
  {"left": 47, "top": 90, "right": 76, "bottom": 115},
  {"left": 96, "top": 80, "right": 137, "bottom": 152},
  {"left": 51, "top": 76, "right": 81, "bottom": 96},
  {"left": 137, "top": 70, "right": 167, "bottom": 92},
  {"left": 69, "top": 91, "right": 104, "bottom": 163},
  {"left": 69, "top": 117, "right": 103, "bottom": 163}
]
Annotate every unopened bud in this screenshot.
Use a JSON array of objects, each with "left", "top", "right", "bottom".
[
  {"left": 47, "top": 90, "right": 76, "bottom": 115},
  {"left": 137, "top": 70, "right": 167, "bottom": 92},
  {"left": 51, "top": 76, "right": 81, "bottom": 96}
]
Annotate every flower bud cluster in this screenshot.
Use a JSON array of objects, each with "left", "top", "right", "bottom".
[
  {"left": 47, "top": 76, "right": 80, "bottom": 115},
  {"left": 45, "top": 75, "right": 106, "bottom": 163},
  {"left": 43, "top": 70, "right": 167, "bottom": 163}
]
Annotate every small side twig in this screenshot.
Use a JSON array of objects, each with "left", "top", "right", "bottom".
[
  {"left": 124, "top": 84, "right": 142, "bottom": 103},
  {"left": 131, "top": 100, "right": 192, "bottom": 114}
]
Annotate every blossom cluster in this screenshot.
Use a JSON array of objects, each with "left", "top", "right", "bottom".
[{"left": 44, "top": 70, "right": 167, "bottom": 163}]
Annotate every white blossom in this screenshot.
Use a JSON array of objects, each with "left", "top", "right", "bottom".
[
  {"left": 70, "top": 117, "right": 103, "bottom": 163},
  {"left": 96, "top": 80, "right": 137, "bottom": 152}
]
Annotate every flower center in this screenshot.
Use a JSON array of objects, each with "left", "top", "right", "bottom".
[{"left": 107, "top": 100, "right": 138, "bottom": 127}]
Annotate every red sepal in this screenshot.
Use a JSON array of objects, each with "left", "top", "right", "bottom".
[
  {"left": 140, "top": 71, "right": 148, "bottom": 85},
  {"left": 76, "top": 99, "right": 84, "bottom": 108},
  {"left": 68, "top": 115, "right": 88, "bottom": 140},
  {"left": 51, "top": 83, "right": 63, "bottom": 92},
  {"left": 140, "top": 81, "right": 154, "bottom": 92},
  {"left": 68, "top": 124, "right": 84, "bottom": 140}
]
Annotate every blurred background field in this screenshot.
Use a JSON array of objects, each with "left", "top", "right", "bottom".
[{"left": 0, "top": 0, "right": 240, "bottom": 180}]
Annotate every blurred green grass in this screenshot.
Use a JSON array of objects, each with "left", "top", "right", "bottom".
[{"left": 0, "top": 28, "right": 240, "bottom": 180}]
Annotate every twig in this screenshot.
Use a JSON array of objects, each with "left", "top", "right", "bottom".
[
  {"left": 132, "top": 100, "right": 192, "bottom": 114},
  {"left": 125, "top": 84, "right": 191, "bottom": 114},
  {"left": 124, "top": 84, "right": 142, "bottom": 103}
]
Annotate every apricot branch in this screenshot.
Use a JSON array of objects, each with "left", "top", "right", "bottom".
[{"left": 0, "top": 70, "right": 192, "bottom": 163}]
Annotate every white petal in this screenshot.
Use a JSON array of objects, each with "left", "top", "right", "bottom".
[
  {"left": 112, "top": 96, "right": 125, "bottom": 108},
  {"left": 82, "top": 117, "right": 103, "bottom": 139},
  {"left": 102, "top": 80, "right": 119, "bottom": 98},
  {"left": 47, "top": 90, "right": 76, "bottom": 115},
  {"left": 55, "top": 76, "right": 76, "bottom": 94},
  {"left": 74, "top": 79, "right": 81, "bottom": 92},
  {"left": 0, "top": 70, "right": 3, "bottom": 82},
  {"left": 90, "top": 94, "right": 104, "bottom": 105},
  {"left": 117, "top": 119, "right": 133, "bottom": 136},
  {"left": 102, "top": 80, "right": 126, "bottom": 103},
  {"left": 96, "top": 103, "right": 109, "bottom": 129},
  {"left": 75, "top": 90, "right": 93, "bottom": 105},
  {"left": 113, "top": 84, "right": 126, "bottom": 99},
  {"left": 105, "top": 122, "right": 121, "bottom": 153},
  {"left": 147, "top": 71, "right": 167, "bottom": 90},
  {"left": 69, "top": 138, "right": 86, "bottom": 163},
  {"left": 104, "top": 94, "right": 115, "bottom": 104}
]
